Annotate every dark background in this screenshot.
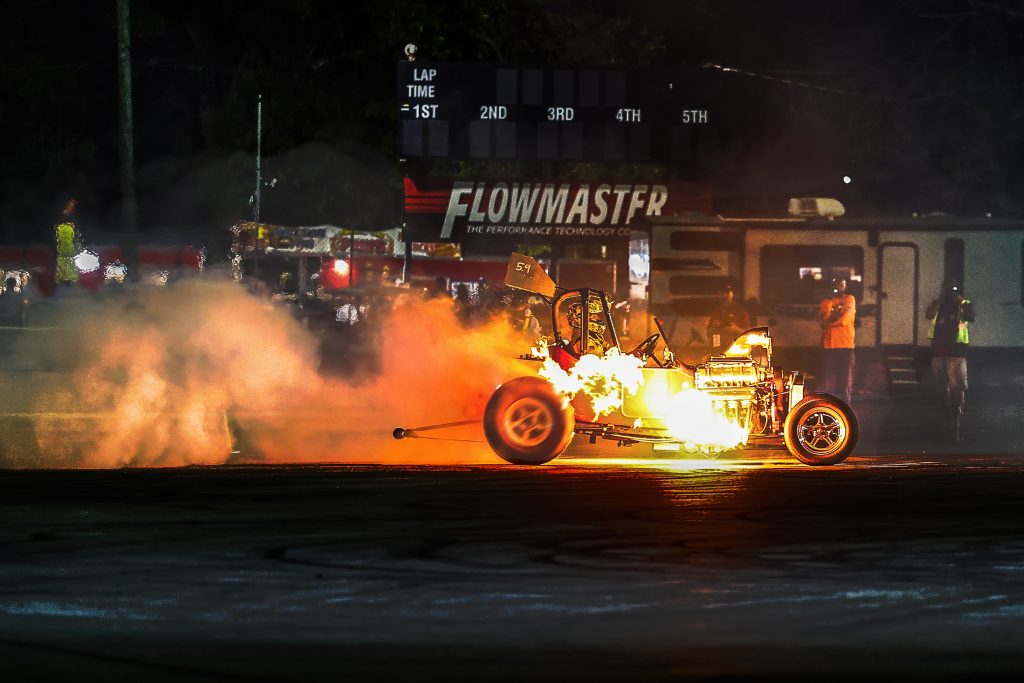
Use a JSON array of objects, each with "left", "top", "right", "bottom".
[{"left": 2, "top": 0, "right": 1022, "bottom": 249}]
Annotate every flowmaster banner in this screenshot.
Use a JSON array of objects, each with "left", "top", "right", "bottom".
[{"left": 403, "top": 178, "right": 711, "bottom": 243}]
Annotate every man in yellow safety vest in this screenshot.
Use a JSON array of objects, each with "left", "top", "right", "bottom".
[
  {"left": 54, "top": 199, "right": 81, "bottom": 286},
  {"left": 925, "top": 277, "right": 976, "bottom": 442}
]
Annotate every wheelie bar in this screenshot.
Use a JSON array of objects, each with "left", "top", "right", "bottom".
[{"left": 392, "top": 419, "right": 483, "bottom": 440}]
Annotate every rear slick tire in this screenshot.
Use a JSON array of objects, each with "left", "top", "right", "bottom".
[
  {"left": 783, "top": 393, "right": 858, "bottom": 466},
  {"left": 484, "top": 377, "right": 575, "bottom": 465}
]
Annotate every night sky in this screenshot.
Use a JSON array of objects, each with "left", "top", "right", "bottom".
[{"left": 2, "top": 0, "right": 1022, "bottom": 248}]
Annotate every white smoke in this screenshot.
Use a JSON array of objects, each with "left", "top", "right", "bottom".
[{"left": 6, "top": 274, "right": 532, "bottom": 468}]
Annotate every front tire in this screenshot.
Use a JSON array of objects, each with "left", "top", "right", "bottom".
[
  {"left": 484, "top": 377, "right": 574, "bottom": 465},
  {"left": 783, "top": 394, "right": 858, "bottom": 465}
]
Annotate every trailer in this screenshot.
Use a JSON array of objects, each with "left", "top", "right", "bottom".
[{"left": 645, "top": 207, "right": 1024, "bottom": 386}]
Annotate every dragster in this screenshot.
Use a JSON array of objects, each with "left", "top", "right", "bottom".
[{"left": 396, "top": 253, "right": 858, "bottom": 466}]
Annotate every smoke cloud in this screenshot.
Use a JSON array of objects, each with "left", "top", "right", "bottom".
[{"left": 3, "top": 276, "right": 532, "bottom": 468}]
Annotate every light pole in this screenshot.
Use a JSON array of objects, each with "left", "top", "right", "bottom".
[
  {"left": 254, "top": 94, "right": 263, "bottom": 229},
  {"left": 116, "top": 0, "right": 138, "bottom": 278},
  {"left": 250, "top": 94, "right": 263, "bottom": 275}
]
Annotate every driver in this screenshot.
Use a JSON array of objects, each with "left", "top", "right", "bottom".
[{"left": 566, "top": 295, "right": 611, "bottom": 356}]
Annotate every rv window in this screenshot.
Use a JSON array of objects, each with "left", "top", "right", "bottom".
[
  {"left": 944, "top": 239, "right": 965, "bottom": 292},
  {"left": 669, "top": 231, "right": 743, "bottom": 251},
  {"left": 760, "top": 245, "right": 864, "bottom": 305}
]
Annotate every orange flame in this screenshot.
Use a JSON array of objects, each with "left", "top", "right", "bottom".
[
  {"left": 659, "top": 389, "right": 749, "bottom": 452},
  {"left": 533, "top": 340, "right": 644, "bottom": 416},
  {"left": 530, "top": 340, "right": 749, "bottom": 452},
  {"left": 723, "top": 331, "right": 770, "bottom": 358}
]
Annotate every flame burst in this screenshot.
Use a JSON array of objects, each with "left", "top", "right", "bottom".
[
  {"left": 660, "top": 389, "right": 749, "bottom": 451},
  {"left": 534, "top": 341, "right": 644, "bottom": 416},
  {"left": 531, "top": 340, "right": 748, "bottom": 451}
]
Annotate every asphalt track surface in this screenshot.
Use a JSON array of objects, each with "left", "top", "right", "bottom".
[{"left": 3, "top": 449, "right": 1024, "bottom": 682}]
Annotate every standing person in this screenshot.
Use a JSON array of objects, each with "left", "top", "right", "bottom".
[
  {"left": 706, "top": 284, "right": 750, "bottom": 352},
  {"left": 430, "top": 275, "right": 449, "bottom": 300},
  {"left": 925, "top": 277, "right": 976, "bottom": 442},
  {"left": 54, "top": 198, "right": 81, "bottom": 286},
  {"left": 818, "top": 277, "right": 856, "bottom": 405},
  {"left": 470, "top": 278, "right": 495, "bottom": 324},
  {"left": 512, "top": 297, "right": 541, "bottom": 340},
  {"left": 0, "top": 274, "right": 16, "bottom": 326},
  {"left": 454, "top": 283, "right": 472, "bottom": 322}
]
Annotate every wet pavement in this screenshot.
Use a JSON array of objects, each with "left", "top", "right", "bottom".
[
  {"left": 2, "top": 456, "right": 1024, "bottom": 681},
  {"left": 2, "top": 330, "right": 1024, "bottom": 680}
]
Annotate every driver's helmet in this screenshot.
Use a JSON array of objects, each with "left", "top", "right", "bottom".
[{"left": 566, "top": 295, "right": 610, "bottom": 352}]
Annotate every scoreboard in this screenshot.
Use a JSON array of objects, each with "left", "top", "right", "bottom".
[{"left": 397, "top": 62, "right": 716, "bottom": 163}]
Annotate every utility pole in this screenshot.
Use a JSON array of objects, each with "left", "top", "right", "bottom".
[
  {"left": 116, "top": 0, "right": 138, "bottom": 276},
  {"left": 350, "top": 228, "right": 356, "bottom": 287},
  {"left": 254, "top": 94, "right": 262, "bottom": 228},
  {"left": 252, "top": 94, "right": 262, "bottom": 274},
  {"left": 401, "top": 44, "right": 417, "bottom": 284}
]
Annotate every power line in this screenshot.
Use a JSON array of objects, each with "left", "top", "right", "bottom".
[
  {"left": 0, "top": 63, "right": 98, "bottom": 72},
  {"left": 702, "top": 61, "right": 904, "bottom": 101},
  {"left": 0, "top": 61, "right": 322, "bottom": 76}
]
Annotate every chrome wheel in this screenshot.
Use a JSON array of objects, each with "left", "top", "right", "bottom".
[
  {"left": 795, "top": 406, "right": 846, "bottom": 457},
  {"left": 783, "top": 394, "right": 857, "bottom": 466}
]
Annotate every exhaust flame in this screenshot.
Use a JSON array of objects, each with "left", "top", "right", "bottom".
[
  {"left": 660, "top": 389, "right": 749, "bottom": 451},
  {"left": 534, "top": 342, "right": 644, "bottom": 416},
  {"left": 530, "top": 340, "right": 748, "bottom": 452},
  {"left": 723, "top": 332, "right": 770, "bottom": 356}
]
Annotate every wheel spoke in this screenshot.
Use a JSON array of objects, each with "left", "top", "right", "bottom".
[
  {"left": 504, "top": 397, "right": 555, "bottom": 447},
  {"left": 796, "top": 407, "right": 847, "bottom": 456}
]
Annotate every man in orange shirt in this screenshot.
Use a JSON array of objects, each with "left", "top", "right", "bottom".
[{"left": 819, "top": 277, "right": 856, "bottom": 405}]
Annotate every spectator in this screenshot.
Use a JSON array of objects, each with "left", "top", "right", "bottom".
[
  {"left": 528, "top": 295, "right": 551, "bottom": 337},
  {"left": 1, "top": 273, "right": 28, "bottom": 327},
  {"left": 509, "top": 296, "right": 542, "bottom": 340},
  {"left": 54, "top": 198, "right": 81, "bottom": 286},
  {"left": 454, "top": 283, "right": 472, "bottom": 322},
  {"left": 429, "top": 275, "right": 449, "bottom": 300},
  {"left": 468, "top": 278, "right": 496, "bottom": 324},
  {"left": 706, "top": 284, "right": 750, "bottom": 352},
  {"left": 271, "top": 272, "right": 298, "bottom": 302},
  {"left": 475, "top": 278, "right": 491, "bottom": 305},
  {"left": 818, "top": 277, "right": 856, "bottom": 405},
  {"left": 925, "top": 277, "right": 976, "bottom": 442}
]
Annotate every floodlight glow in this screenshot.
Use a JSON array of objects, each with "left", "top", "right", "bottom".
[{"left": 73, "top": 250, "right": 100, "bottom": 273}]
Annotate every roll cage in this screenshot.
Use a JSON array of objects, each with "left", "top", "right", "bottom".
[
  {"left": 551, "top": 288, "right": 620, "bottom": 358},
  {"left": 505, "top": 252, "right": 678, "bottom": 364}
]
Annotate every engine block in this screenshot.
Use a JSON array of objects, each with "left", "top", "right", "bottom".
[{"left": 695, "top": 359, "right": 761, "bottom": 388}]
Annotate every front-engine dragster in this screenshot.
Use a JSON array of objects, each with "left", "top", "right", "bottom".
[{"left": 397, "top": 253, "right": 858, "bottom": 466}]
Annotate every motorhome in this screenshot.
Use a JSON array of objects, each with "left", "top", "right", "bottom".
[{"left": 646, "top": 201, "right": 1024, "bottom": 388}]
